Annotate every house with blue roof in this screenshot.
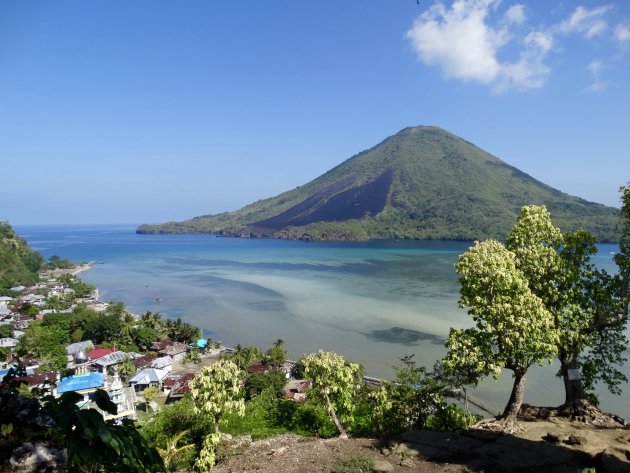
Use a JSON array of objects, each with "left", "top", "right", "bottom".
[{"left": 56, "top": 372, "right": 104, "bottom": 396}]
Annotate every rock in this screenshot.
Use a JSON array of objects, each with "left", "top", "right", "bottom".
[
  {"left": 393, "top": 442, "right": 420, "bottom": 457},
  {"left": 380, "top": 447, "right": 392, "bottom": 456},
  {"left": 399, "top": 458, "right": 414, "bottom": 468},
  {"left": 564, "top": 434, "right": 587, "bottom": 446},
  {"left": 372, "top": 460, "right": 394, "bottom": 472},
  {"left": 9, "top": 442, "right": 66, "bottom": 473},
  {"left": 543, "top": 432, "right": 563, "bottom": 443}
]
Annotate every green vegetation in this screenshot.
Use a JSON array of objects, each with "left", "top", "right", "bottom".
[
  {"left": 0, "top": 221, "right": 45, "bottom": 292},
  {"left": 444, "top": 236, "right": 559, "bottom": 429},
  {"left": 443, "top": 188, "right": 629, "bottom": 427},
  {"left": 302, "top": 350, "right": 362, "bottom": 438},
  {"left": 331, "top": 455, "right": 375, "bottom": 473},
  {"left": 138, "top": 126, "right": 620, "bottom": 242},
  {"left": 189, "top": 359, "right": 246, "bottom": 469}
]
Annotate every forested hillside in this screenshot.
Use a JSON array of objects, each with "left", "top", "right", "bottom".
[{"left": 0, "top": 222, "right": 44, "bottom": 291}]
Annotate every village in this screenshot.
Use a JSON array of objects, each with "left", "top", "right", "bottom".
[{"left": 0, "top": 264, "right": 312, "bottom": 424}]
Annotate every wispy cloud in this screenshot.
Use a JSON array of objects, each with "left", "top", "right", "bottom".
[
  {"left": 504, "top": 4, "right": 526, "bottom": 25},
  {"left": 615, "top": 23, "right": 630, "bottom": 43},
  {"left": 583, "top": 60, "right": 610, "bottom": 92},
  {"left": 557, "top": 5, "right": 612, "bottom": 38}
]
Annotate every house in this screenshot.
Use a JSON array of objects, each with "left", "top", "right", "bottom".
[
  {"left": 132, "top": 354, "right": 154, "bottom": 371},
  {"left": 11, "top": 330, "right": 25, "bottom": 339},
  {"left": 0, "top": 338, "right": 18, "bottom": 348},
  {"left": 284, "top": 379, "right": 311, "bottom": 402},
  {"left": 14, "top": 370, "right": 57, "bottom": 390},
  {"left": 56, "top": 369, "right": 136, "bottom": 421},
  {"left": 128, "top": 368, "right": 169, "bottom": 392},
  {"left": 87, "top": 346, "right": 116, "bottom": 362},
  {"left": 56, "top": 372, "right": 105, "bottom": 400},
  {"left": 66, "top": 340, "right": 95, "bottom": 368},
  {"left": 13, "top": 318, "right": 30, "bottom": 330},
  {"left": 150, "top": 355, "right": 172, "bottom": 372},
  {"left": 93, "top": 351, "right": 140, "bottom": 373},
  {"left": 247, "top": 363, "right": 270, "bottom": 375},
  {"left": 151, "top": 340, "right": 189, "bottom": 362},
  {"left": 66, "top": 340, "right": 95, "bottom": 356},
  {"left": 164, "top": 373, "right": 195, "bottom": 402},
  {"left": 193, "top": 338, "right": 208, "bottom": 353}
]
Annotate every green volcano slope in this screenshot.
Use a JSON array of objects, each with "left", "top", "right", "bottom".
[{"left": 137, "top": 126, "right": 620, "bottom": 241}]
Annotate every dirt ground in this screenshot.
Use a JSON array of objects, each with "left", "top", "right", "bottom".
[{"left": 211, "top": 413, "right": 630, "bottom": 473}]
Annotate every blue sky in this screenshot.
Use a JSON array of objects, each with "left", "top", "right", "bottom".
[{"left": 1, "top": 0, "right": 629, "bottom": 225}]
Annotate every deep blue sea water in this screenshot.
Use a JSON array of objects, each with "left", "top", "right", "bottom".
[{"left": 14, "top": 224, "right": 629, "bottom": 418}]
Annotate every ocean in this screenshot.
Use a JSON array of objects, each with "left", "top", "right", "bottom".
[{"left": 14, "top": 224, "right": 629, "bottom": 418}]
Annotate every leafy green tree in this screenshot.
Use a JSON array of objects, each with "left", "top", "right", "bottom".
[
  {"left": 156, "top": 430, "right": 195, "bottom": 471},
  {"left": 44, "top": 389, "right": 166, "bottom": 472},
  {"left": 229, "top": 344, "right": 263, "bottom": 370},
  {"left": 143, "top": 386, "right": 159, "bottom": 409},
  {"left": 504, "top": 199, "right": 629, "bottom": 410},
  {"left": 140, "top": 396, "right": 213, "bottom": 470},
  {"left": 165, "top": 317, "right": 201, "bottom": 344},
  {"left": 189, "top": 359, "right": 245, "bottom": 469},
  {"left": 245, "top": 370, "right": 287, "bottom": 400},
  {"left": 18, "top": 322, "right": 69, "bottom": 371},
  {"left": 140, "top": 311, "right": 165, "bottom": 336},
  {"left": 369, "top": 355, "right": 448, "bottom": 436},
  {"left": 265, "top": 338, "right": 287, "bottom": 366},
  {"left": 444, "top": 239, "right": 558, "bottom": 429},
  {"left": 301, "top": 350, "right": 361, "bottom": 438},
  {"left": 133, "top": 326, "right": 159, "bottom": 351},
  {"left": 84, "top": 314, "right": 121, "bottom": 344}
]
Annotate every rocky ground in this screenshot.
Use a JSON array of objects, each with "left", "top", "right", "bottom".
[{"left": 212, "top": 409, "right": 630, "bottom": 473}]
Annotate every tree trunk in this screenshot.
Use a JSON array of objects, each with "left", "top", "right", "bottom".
[
  {"left": 323, "top": 391, "right": 347, "bottom": 438},
  {"left": 500, "top": 372, "right": 526, "bottom": 429},
  {"left": 558, "top": 353, "right": 592, "bottom": 415}
]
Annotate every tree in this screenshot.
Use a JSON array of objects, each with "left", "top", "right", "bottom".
[
  {"left": 370, "top": 355, "right": 448, "bottom": 436},
  {"left": 244, "top": 370, "right": 287, "bottom": 400},
  {"left": 229, "top": 344, "right": 263, "bottom": 370},
  {"left": 302, "top": 350, "right": 361, "bottom": 438},
  {"left": 265, "top": 338, "right": 287, "bottom": 366},
  {"left": 43, "top": 389, "right": 166, "bottom": 472},
  {"left": 84, "top": 314, "right": 121, "bottom": 344},
  {"left": 156, "top": 430, "right": 195, "bottom": 471},
  {"left": 444, "top": 239, "right": 558, "bottom": 430},
  {"left": 504, "top": 200, "right": 630, "bottom": 411},
  {"left": 133, "top": 326, "right": 159, "bottom": 351},
  {"left": 189, "top": 359, "right": 245, "bottom": 469}
]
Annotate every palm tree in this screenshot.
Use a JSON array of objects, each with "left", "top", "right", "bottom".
[{"left": 157, "top": 430, "right": 195, "bottom": 470}]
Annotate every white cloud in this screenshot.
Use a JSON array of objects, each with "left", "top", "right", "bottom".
[
  {"left": 505, "top": 4, "right": 526, "bottom": 25},
  {"left": 558, "top": 5, "right": 612, "bottom": 38},
  {"left": 405, "top": 0, "right": 550, "bottom": 92},
  {"left": 615, "top": 24, "right": 630, "bottom": 43},
  {"left": 406, "top": 0, "right": 507, "bottom": 84}
]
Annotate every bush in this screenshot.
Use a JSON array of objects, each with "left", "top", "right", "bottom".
[
  {"left": 425, "top": 404, "right": 481, "bottom": 432},
  {"left": 331, "top": 455, "right": 375, "bottom": 473}
]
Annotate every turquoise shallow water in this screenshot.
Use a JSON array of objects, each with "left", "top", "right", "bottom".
[{"left": 15, "top": 224, "right": 629, "bottom": 418}]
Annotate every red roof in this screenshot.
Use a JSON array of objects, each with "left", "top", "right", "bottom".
[
  {"left": 247, "top": 363, "right": 270, "bottom": 374},
  {"left": 35, "top": 314, "right": 45, "bottom": 320},
  {"left": 88, "top": 347, "right": 116, "bottom": 361}
]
